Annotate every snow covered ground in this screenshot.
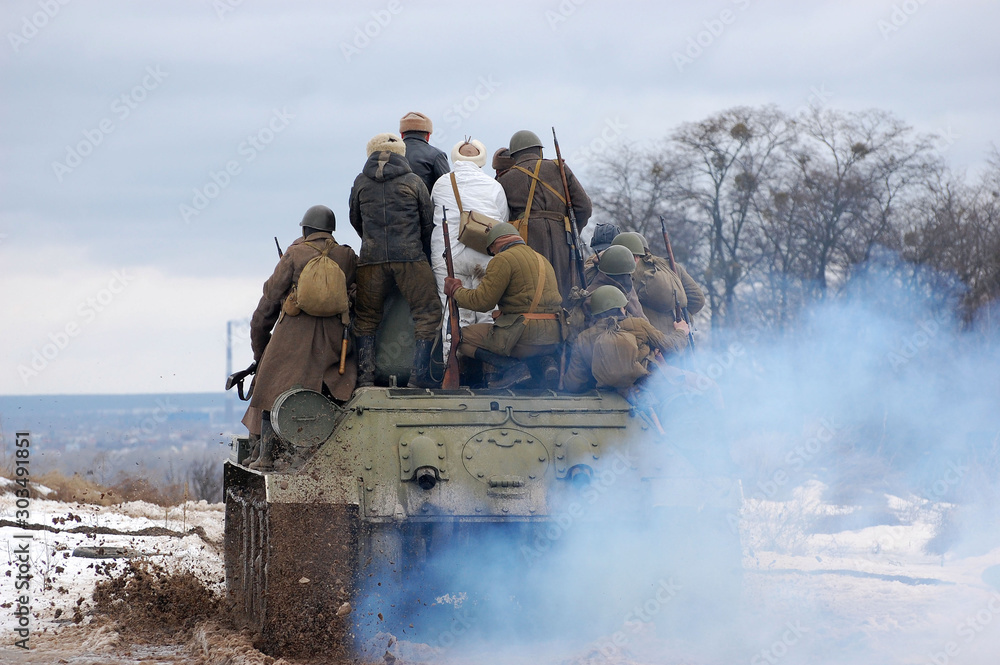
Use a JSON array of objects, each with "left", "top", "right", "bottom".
[{"left": 1, "top": 478, "right": 999, "bottom": 664}]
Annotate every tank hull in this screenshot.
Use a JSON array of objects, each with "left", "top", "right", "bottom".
[{"left": 223, "top": 387, "right": 742, "bottom": 656}]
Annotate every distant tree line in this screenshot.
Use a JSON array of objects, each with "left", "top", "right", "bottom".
[{"left": 587, "top": 106, "right": 1000, "bottom": 335}]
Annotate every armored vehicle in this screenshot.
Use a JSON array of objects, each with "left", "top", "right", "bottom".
[
  {"left": 225, "top": 295, "right": 741, "bottom": 658},
  {"left": 224, "top": 387, "right": 741, "bottom": 657}
]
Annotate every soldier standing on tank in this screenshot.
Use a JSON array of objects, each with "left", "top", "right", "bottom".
[
  {"left": 399, "top": 112, "right": 450, "bottom": 194},
  {"left": 442, "top": 222, "right": 563, "bottom": 389},
  {"left": 429, "top": 138, "right": 509, "bottom": 357},
  {"left": 629, "top": 232, "right": 706, "bottom": 341},
  {"left": 242, "top": 205, "right": 358, "bottom": 470},
  {"left": 349, "top": 133, "right": 442, "bottom": 389},
  {"left": 497, "top": 130, "right": 592, "bottom": 305}
]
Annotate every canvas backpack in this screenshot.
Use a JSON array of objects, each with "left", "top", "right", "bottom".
[
  {"left": 291, "top": 240, "right": 349, "bottom": 318},
  {"left": 591, "top": 319, "right": 648, "bottom": 389}
]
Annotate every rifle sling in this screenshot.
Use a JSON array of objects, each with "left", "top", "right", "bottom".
[{"left": 449, "top": 172, "right": 464, "bottom": 216}]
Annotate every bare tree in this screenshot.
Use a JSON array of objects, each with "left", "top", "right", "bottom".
[
  {"left": 789, "top": 108, "right": 938, "bottom": 295},
  {"left": 903, "top": 149, "right": 1000, "bottom": 325},
  {"left": 669, "top": 105, "right": 796, "bottom": 329},
  {"left": 187, "top": 457, "right": 223, "bottom": 503}
]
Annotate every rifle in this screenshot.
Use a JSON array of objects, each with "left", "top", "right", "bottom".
[
  {"left": 660, "top": 216, "right": 696, "bottom": 353},
  {"left": 225, "top": 361, "right": 257, "bottom": 401},
  {"left": 441, "top": 207, "right": 462, "bottom": 390},
  {"left": 551, "top": 128, "right": 588, "bottom": 291},
  {"left": 274, "top": 236, "right": 283, "bottom": 258}
]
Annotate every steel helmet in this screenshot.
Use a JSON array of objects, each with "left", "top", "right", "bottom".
[
  {"left": 509, "top": 130, "right": 543, "bottom": 155},
  {"left": 598, "top": 245, "right": 637, "bottom": 276},
  {"left": 590, "top": 285, "right": 629, "bottom": 316},
  {"left": 300, "top": 205, "right": 336, "bottom": 232},
  {"left": 611, "top": 232, "right": 645, "bottom": 256}
]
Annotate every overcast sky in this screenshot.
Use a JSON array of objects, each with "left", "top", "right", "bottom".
[{"left": 2, "top": 0, "right": 998, "bottom": 395}]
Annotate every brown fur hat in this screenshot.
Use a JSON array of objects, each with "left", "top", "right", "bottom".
[
  {"left": 399, "top": 111, "right": 433, "bottom": 134},
  {"left": 366, "top": 132, "right": 406, "bottom": 157}
]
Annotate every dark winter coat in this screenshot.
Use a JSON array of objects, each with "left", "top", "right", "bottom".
[
  {"left": 402, "top": 133, "right": 450, "bottom": 194},
  {"left": 349, "top": 151, "right": 434, "bottom": 266},
  {"left": 242, "top": 232, "right": 358, "bottom": 435}
]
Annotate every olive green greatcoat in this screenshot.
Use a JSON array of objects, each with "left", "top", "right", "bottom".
[
  {"left": 497, "top": 151, "right": 592, "bottom": 303},
  {"left": 452, "top": 241, "right": 562, "bottom": 353},
  {"left": 242, "top": 232, "right": 358, "bottom": 435},
  {"left": 564, "top": 315, "right": 686, "bottom": 393},
  {"left": 633, "top": 254, "right": 705, "bottom": 338}
]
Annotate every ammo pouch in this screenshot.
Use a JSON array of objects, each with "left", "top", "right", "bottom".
[{"left": 481, "top": 313, "right": 527, "bottom": 355}]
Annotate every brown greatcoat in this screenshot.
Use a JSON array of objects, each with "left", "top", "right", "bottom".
[
  {"left": 564, "top": 315, "right": 687, "bottom": 393},
  {"left": 497, "top": 151, "right": 592, "bottom": 304},
  {"left": 633, "top": 253, "right": 705, "bottom": 339},
  {"left": 242, "top": 232, "right": 358, "bottom": 435}
]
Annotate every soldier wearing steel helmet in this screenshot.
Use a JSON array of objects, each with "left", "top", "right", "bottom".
[
  {"left": 628, "top": 231, "right": 706, "bottom": 341},
  {"left": 497, "top": 130, "right": 593, "bottom": 305},
  {"left": 564, "top": 285, "right": 685, "bottom": 394},
  {"left": 585, "top": 241, "right": 649, "bottom": 321},
  {"left": 443, "top": 222, "right": 563, "bottom": 389},
  {"left": 242, "top": 205, "right": 358, "bottom": 470}
]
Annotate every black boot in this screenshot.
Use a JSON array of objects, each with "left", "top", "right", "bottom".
[
  {"left": 474, "top": 349, "right": 531, "bottom": 389},
  {"left": 242, "top": 433, "right": 260, "bottom": 466},
  {"left": 409, "top": 339, "right": 440, "bottom": 389},
  {"left": 249, "top": 412, "right": 276, "bottom": 472},
  {"left": 356, "top": 335, "right": 376, "bottom": 387},
  {"left": 538, "top": 354, "right": 560, "bottom": 387}
]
